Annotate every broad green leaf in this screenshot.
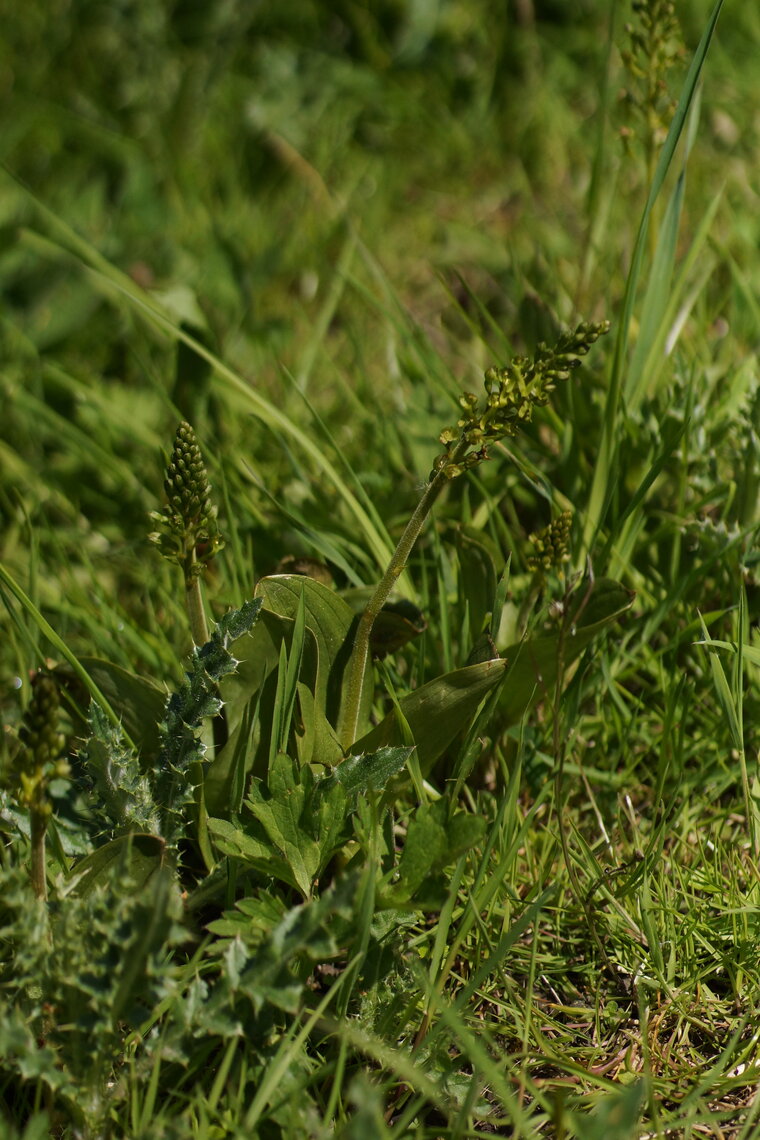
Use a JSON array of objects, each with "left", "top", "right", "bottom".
[
  {"left": 208, "top": 816, "right": 302, "bottom": 895},
  {"left": 295, "top": 681, "right": 344, "bottom": 770},
  {"left": 208, "top": 574, "right": 374, "bottom": 813},
  {"left": 500, "top": 578, "right": 634, "bottom": 727},
  {"left": 77, "top": 658, "right": 166, "bottom": 757},
  {"left": 350, "top": 658, "right": 508, "bottom": 772},
  {"left": 456, "top": 525, "right": 498, "bottom": 646},
  {"left": 70, "top": 833, "right": 167, "bottom": 897},
  {"left": 210, "top": 755, "right": 352, "bottom": 898},
  {"left": 255, "top": 575, "right": 366, "bottom": 729}
]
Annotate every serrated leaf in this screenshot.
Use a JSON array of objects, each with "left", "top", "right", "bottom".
[
  {"left": 208, "top": 816, "right": 302, "bottom": 894},
  {"left": 245, "top": 754, "right": 349, "bottom": 897},
  {"left": 211, "top": 754, "right": 354, "bottom": 897},
  {"left": 235, "top": 873, "right": 359, "bottom": 1012},
  {"left": 327, "top": 746, "right": 413, "bottom": 797},
  {"left": 247, "top": 785, "right": 321, "bottom": 898},
  {"left": 206, "top": 891, "right": 287, "bottom": 943}
]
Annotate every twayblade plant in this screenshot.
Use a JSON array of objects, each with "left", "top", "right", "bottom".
[{"left": 338, "top": 320, "right": 611, "bottom": 747}]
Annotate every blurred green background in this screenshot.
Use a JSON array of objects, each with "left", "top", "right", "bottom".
[{"left": 1, "top": 1, "right": 758, "bottom": 679}]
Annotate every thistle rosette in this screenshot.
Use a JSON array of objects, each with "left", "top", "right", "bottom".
[
  {"left": 433, "top": 321, "right": 610, "bottom": 479},
  {"left": 528, "top": 510, "right": 573, "bottom": 572},
  {"left": 149, "top": 421, "right": 224, "bottom": 580}
]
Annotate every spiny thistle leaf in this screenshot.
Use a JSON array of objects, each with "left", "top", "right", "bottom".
[
  {"left": 78, "top": 705, "right": 161, "bottom": 836},
  {"left": 155, "top": 598, "right": 263, "bottom": 840}
]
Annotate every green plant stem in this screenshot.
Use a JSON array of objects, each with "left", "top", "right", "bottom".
[
  {"left": 516, "top": 569, "right": 544, "bottom": 639},
  {"left": 339, "top": 440, "right": 470, "bottom": 748},
  {"left": 184, "top": 553, "right": 209, "bottom": 647},
  {"left": 30, "top": 812, "right": 48, "bottom": 901}
]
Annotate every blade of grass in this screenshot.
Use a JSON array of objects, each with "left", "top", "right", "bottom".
[
  {"left": 5, "top": 174, "right": 395, "bottom": 575},
  {"left": 582, "top": 0, "right": 725, "bottom": 559}
]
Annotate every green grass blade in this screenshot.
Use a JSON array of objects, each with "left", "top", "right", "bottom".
[
  {"left": 583, "top": 0, "right": 725, "bottom": 557},
  {"left": 0, "top": 561, "right": 127, "bottom": 738},
  {"left": 5, "top": 173, "right": 395, "bottom": 575}
]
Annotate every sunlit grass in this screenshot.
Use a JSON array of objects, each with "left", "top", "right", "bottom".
[{"left": 3, "top": 0, "right": 760, "bottom": 1136}]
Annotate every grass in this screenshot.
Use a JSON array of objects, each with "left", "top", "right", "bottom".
[{"left": 2, "top": 0, "right": 760, "bottom": 1136}]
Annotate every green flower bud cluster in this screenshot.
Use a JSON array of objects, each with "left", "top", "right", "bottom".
[
  {"left": 433, "top": 321, "right": 610, "bottom": 479},
  {"left": 149, "top": 421, "right": 224, "bottom": 578},
  {"left": 620, "top": 0, "right": 683, "bottom": 151},
  {"left": 528, "top": 510, "right": 573, "bottom": 572},
  {"left": 14, "top": 673, "right": 68, "bottom": 820}
]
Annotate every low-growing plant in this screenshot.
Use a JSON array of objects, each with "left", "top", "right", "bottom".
[
  {"left": 0, "top": 320, "right": 628, "bottom": 1135},
  {"left": 4, "top": 1, "right": 754, "bottom": 1135}
]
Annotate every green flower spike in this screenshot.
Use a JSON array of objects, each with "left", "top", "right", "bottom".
[
  {"left": 14, "top": 673, "right": 68, "bottom": 900},
  {"left": 150, "top": 421, "right": 224, "bottom": 645},
  {"left": 528, "top": 510, "right": 573, "bottom": 573},
  {"left": 339, "top": 321, "right": 610, "bottom": 748},
  {"left": 433, "top": 321, "right": 611, "bottom": 479},
  {"left": 621, "top": 0, "right": 683, "bottom": 151}
]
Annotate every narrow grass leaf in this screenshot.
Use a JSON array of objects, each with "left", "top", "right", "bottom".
[
  {"left": 583, "top": 0, "right": 725, "bottom": 554},
  {"left": 0, "top": 562, "right": 127, "bottom": 738}
]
